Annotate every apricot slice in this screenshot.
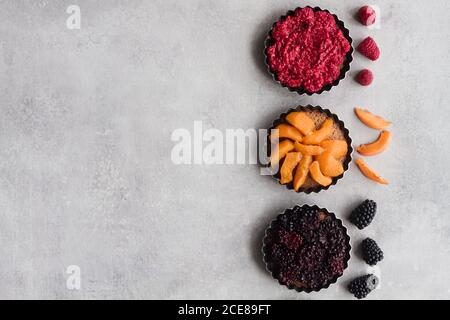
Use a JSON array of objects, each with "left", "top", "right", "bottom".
[
  {"left": 357, "top": 131, "right": 391, "bottom": 156},
  {"left": 302, "top": 119, "right": 333, "bottom": 145},
  {"left": 315, "top": 152, "right": 344, "bottom": 177},
  {"left": 270, "top": 140, "right": 295, "bottom": 168},
  {"left": 294, "top": 142, "right": 325, "bottom": 156},
  {"left": 320, "top": 140, "right": 348, "bottom": 158},
  {"left": 285, "top": 112, "right": 315, "bottom": 135},
  {"left": 293, "top": 155, "right": 313, "bottom": 191},
  {"left": 355, "top": 158, "right": 389, "bottom": 185},
  {"left": 355, "top": 108, "right": 391, "bottom": 130},
  {"left": 280, "top": 152, "right": 302, "bottom": 185},
  {"left": 269, "top": 124, "right": 303, "bottom": 142},
  {"left": 309, "top": 161, "right": 332, "bottom": 187}
]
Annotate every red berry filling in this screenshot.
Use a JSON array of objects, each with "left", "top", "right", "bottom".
[{"left": 266, "top": 7, "right": 351, "bottom": 93}]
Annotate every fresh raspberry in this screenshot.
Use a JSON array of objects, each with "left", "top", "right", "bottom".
[
  {"left": 356, "top": 69, "right": 373, "bottom": 86},
  {"left": 357, "top": 37, "right": 380, "bottom": 61},
  {"left": 358, "top": 6, "right": 376, "bottom": 26}
]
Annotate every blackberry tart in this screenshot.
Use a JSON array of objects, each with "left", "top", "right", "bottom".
[
  {"left": 268, "top": 105, "right": 353, "bottom": 193},
  {"left": 264, "top": 6, "right": 353, "bottom": 95},
  {"left": 262, "top": 205, "right": 351, "bottom": 292}
]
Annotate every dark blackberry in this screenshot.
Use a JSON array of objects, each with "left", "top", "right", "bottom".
[
  {"left": 269, "top": 244, "right": 295, "bottom": 268},
  {"left": 301, "top": 206, "right": 318, "bottom": 218},
  {"left": 278, "top": 214, "right": 290, "bottom": 230},
  {"left": 348, "top": 274, "right": 379, "bottom": 299},
  {"left": 319, "top": 217, "right": 337, "bottom": 230},
  {"left": 350, "top": 199, "right": 376, "bottom": 229},
  {"left": 299, "top": 215, "right": 320, "bottom": 234},
  {"left": 328, "top": 256, "right": 345, "bottom": 275},
  {"left": 361, "top": 238, "right": 384, "bottom": 266},
  {"left": 309, "top": 268, "right": 331, "bottom": 290},
  {"left": 297, "top": 243, "right": 326, "bottom": 272},
  {"left": 330, "top": 242, "right": 347, "bottom": 258},
  {"left": 290, "top": 206, "right": 320, "bottom": 234},
  {"left": 292, "top": 205, "right": 303, "bottom": 215}
]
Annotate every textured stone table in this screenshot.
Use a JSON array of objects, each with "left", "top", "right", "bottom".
[{"left": 0, "top": 0, "right": 449, "bottom": 299}]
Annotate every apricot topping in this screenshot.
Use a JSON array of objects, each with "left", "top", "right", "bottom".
[
  {"left": 355, "top": 108, "right": 391, "bottom": 130},
  {"left": 294, "top": 142, "right": 325, "bottom": 156},
  {"left": 293, "top": 155, "right": 313, "bottom": 191},
  {"left": 315, "top": 152, "right": 344, "bottom": 177},
  {"left": 309, "top": 161, "right": 332, "bottom": 187},
  {"left": 270, "top": 140, "right": 295, "bottom": 168},
  {"left": 355, "top": 158, "right": 389, "bottom": 185},
  {"left": 270, "top": 124, "right": 303, "bottom": 142},
  {"left": 280, "top": 152, "right": 302, "bottom": 185},
  {"left": 302, "top": 119, "right": 333, "bottom": 145},
  {"left": 269, "top": 110, "right": 351, "bottom": 190},
  {"left": 357, "top": 131, "right": 391, "bottom": 156},
  {"left": 285, "top": 112, "right": 316, "bottom": 135},
  {"left": 320, "top": 140, "right": 348, "bottom": 158}
]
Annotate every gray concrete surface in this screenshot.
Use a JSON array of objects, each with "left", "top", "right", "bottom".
[{"left": 0, "top": 0, "right": 449, "bottom": 299}]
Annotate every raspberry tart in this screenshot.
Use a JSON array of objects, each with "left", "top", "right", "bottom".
[{"left": 265, "top": 6, "right": 353, "bottom": 95}]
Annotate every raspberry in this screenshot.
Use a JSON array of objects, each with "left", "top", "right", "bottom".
[
  {"left": 357, "top": 37, "right": 380, "bottom": 61},
  {"left": 358, "top": 6, "right": 376, "bottom": 26},
  {"left": 278, "top": 229, "right": 303, "bottom": 251},
  {"left": 356, "top": 69, "right": 373, "bottom": 86}
]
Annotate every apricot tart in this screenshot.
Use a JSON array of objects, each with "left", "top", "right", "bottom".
[
  {"left": 262, "top": 205, "right": 351, "bottom": 292},
  {"left": 264, "top": 6, "right": 353, "bottom": 95},
  {"left": 268, "top": 106, "right": 352, "bottom": 193}
]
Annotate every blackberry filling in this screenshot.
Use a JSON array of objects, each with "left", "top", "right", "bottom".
[{"left": 263, "top": 205, "right": 350, "bottom": 291}]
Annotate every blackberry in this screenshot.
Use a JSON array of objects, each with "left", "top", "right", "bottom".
[
  {"left": 350, "top": 199, "right": 376, "bottom": 229},
  {"left": 361, "top": 238, "right": 384, "bottom": 266},
  {"left": 310, "top": 268, "right": 330, "bottom": 290},
  {"left": 301, "top": 206, "right": 318, "bottom": 218},
  {"left": 348, "top": 274, "right": 379, "bottom": 299},
  {"left": 328, "top": 256, "right": 345, "bottom": 275},
  {"left": 292, "top": 205, "right": 303, "bottom": 215},
  {"left": 278, "top": 214, "right": 290, "bottom": 230},
  {"left": 297, "top": 243, "right": 326, "bottom": 272},
  {"left": 270, "top": 244, "right": 295, "bottom": 268}
]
